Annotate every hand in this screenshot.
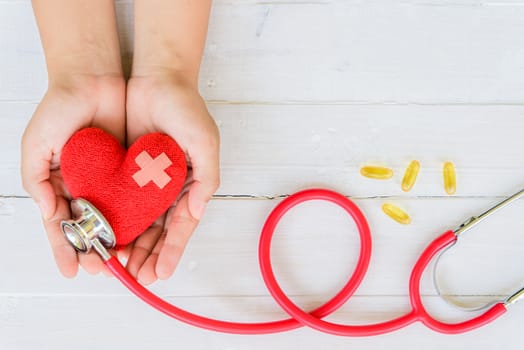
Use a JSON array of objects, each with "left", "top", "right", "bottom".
[
  {"left": 125, "top": 75, "right": 220, "bottom": 284},
  {"left": 21, "top": 76, "right": 126, "bottom": 278}
]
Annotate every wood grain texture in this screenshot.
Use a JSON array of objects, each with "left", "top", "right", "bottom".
[
  {"left": 2, "top": 102, "right": 524, "bottom": 197},
  {"left": 1, "top": 0, "right": 524, "bottom": 349},
  {"left": 2, "top": 1, "right": 524, "bottom": 103},
  {"left": 1, "top": 296, "right": 523, "bottom": 350},
  {"left": 2, "top": 197, "right": 523, "bottom": 297}
]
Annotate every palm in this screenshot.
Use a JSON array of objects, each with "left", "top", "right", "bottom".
[
  {"left": 124, "top": 76, "right": 219, "bottom": 284},
  {"left": 22, "top": 78, "right": 125, "bottom": 277}
]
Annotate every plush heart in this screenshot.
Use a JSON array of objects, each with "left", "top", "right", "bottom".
[{"left": 61, "top": 128, "right": 187, "bottom": 248}]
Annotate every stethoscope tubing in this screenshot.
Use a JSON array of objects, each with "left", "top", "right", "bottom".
[
  {"left": 105, "top": 188, "right": 507, "bottom": 335},
  {"left": 408, "top": 230, "right": 507, "bottom": 334}
]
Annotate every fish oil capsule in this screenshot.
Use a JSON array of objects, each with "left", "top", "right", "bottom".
[
  {"left": 401, "top": 160, "right": 420, "bottom": 192},
  {"left": 360, "top": 166, "right": 394, "bottom": 180},
  {"left": 382, "top": 203, "right": 411, "bottom": 225},
  {"left": 443, "top": 161, "right": 456, "bottom": 195}
]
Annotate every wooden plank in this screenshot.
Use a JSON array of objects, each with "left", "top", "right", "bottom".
[
  {"left": 4, "top": 102, "right": 524, "bottom": 197},
  {"left": 1, "top": 1, "right": 524, "bottom": 103},
  {"left": 1, "top": 197, "right": 523, "bottom": 298},
  {"left": 0, "top": 102, "right": 29, "bottom": 197},
  {"left": 4, "top": 0, "right": 524, "bottom": 3},
  {"left": 3, "top": 1, "right": 524, "bottom": 348},
  {"left": 1, "top": 295, "right": 522, "bottom": 350}
]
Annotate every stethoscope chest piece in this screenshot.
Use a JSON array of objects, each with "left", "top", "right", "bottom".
[
  {"left": 61, "top": 198, "right": 115, "bottom": 259},
  {"left": 55, "top": 188, "right": 523, "bottom": 336}
]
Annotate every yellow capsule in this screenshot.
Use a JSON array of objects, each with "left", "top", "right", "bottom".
[
  {"left": 443, "top": 161, "right": 456, "bottom": 195},
  {"left": 360, "top": 166, "right": 394, "bottom": 180},
  {"left": 401, "top": 160, "right": 420, "bottom": 192},
  {"left": 382, "top": 203, "right": 411, "bottom": 225}
]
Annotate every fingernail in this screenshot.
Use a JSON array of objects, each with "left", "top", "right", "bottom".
[
  {"left": 156, "top": 267, "right": 172, "bottom": 280},
  {"left": 193, "top": 202, "right": 207, "bottom": 220},
  {"left": 138, "top": 278, "right": 149, "bottom": 285},
  {"left": 156, "top": 260, "right": 178, "bottom": 280},
  {"left": 38, "top": 200, "right": 52, "bottom": 220},
  {"left": 137, "top": 265, "right": 158, "bottom": 285}
]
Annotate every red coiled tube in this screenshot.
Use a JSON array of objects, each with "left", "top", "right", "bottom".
[{"left": 105, "top": 188, "right": 507, "bottom": 336}]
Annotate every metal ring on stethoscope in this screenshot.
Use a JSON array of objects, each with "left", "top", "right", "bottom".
[
  {"left": 61, "top": 198, "right": 115, "bottom": 260},
  {"left": 432, "top": 189, "right": 524, "bottom": 312}
]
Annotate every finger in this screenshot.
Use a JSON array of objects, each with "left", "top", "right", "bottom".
[
  {"left": 117, "top": 243, "right": 134, "bottom": 262},
  {"left": 126, "top": 222, "right": 164, "bottom": 280},
  {"left": 137, "top": 219, "right": 169, "bottom": 285},
  {"left": 102, "top": 265, "right": 113, "bottom": 277},
  {"left": 137, "top": 235, "right": 165, "bottom": 285},
  {"left": 78, "top": 251, "right": 109, "bottom": 276},
  {"left": 156, "top": 194, "right": 198, "bottom": 280},
  {"left": 42, "top": 196, "right": 78, "bottom": 278},
  {"left": 187, "top": 143, "right": 219, "bottom": 220},
  {"left": 21, "top": 133, "right": 56, "bottom": 220}
]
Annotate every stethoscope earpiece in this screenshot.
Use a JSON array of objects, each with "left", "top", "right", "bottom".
[{"left": 61, "top": 198, "right": 115, "bottom": 261}]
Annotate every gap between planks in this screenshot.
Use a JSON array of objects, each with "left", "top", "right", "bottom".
[{"left": 1, "top": 195, "right": 521, "bottom": 200}]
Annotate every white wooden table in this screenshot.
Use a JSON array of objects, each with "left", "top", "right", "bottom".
[{"left": 1, "top": 1, "right": 524, "bottom": 349}]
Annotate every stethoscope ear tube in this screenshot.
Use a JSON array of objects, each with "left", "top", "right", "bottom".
[
  {"left": 431, "top": 187, "right": 524, "bottom": 313},
  {"left": 408, "top": 230, "right": 507, "bottom": 334}
]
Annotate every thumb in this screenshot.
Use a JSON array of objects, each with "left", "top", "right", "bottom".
[
  {"left": 31, "top": 180, "right": 56, "bottom": 220},
  {"left": 21, "top": 133, "right": 57, "bottom": 219},
  {"left": 187, "top": 157, "right": 220, "bottom": 220}
]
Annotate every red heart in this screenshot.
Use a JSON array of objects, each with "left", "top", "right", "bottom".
[{"left": 61, "top": 128, "right": 187, "bottom": 248}]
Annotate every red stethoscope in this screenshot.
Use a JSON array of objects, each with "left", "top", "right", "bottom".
[{"left": 61, "top": 188, "right": 524, "bottom": 336}]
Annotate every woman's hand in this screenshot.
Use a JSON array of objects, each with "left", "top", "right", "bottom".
[
  {"left": 21, "top": 75, "right": 126, "bottom": 278},
  {"left": 125, "top": 74, "right": 219, "bottom": 284},
  {"left": 25, "top": 0, "right": 125, "bottom": 277}
]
